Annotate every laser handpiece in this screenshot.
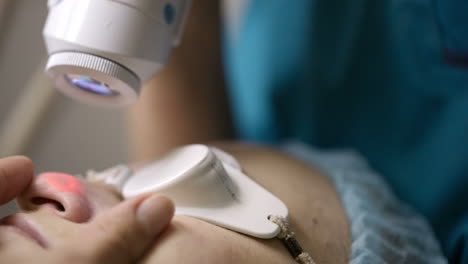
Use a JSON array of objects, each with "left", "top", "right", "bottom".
[{"left": 43, "top": 0, "right": 191, "bottom": 107}]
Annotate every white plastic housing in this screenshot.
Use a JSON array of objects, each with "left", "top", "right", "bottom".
[
  {"left": 122, "top": 145, "right": 289, "bottom": 239},
  {"left": 43, "top": 0, "right": 191, "bottom": 107}
]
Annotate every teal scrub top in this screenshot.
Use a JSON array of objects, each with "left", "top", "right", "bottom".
[{"left": 223, "top": 0, "right": 468, "bottom": 263}]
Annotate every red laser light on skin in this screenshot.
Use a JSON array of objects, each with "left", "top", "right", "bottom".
[{"left": 43, "top": 173, "right": 85, "bottom": 195}]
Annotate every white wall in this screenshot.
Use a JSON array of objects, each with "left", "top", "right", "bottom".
[{"left": 0, "top": 0, "right": 128, "bottom": 216}]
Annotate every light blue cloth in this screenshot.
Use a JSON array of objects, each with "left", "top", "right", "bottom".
[{"left": 284, "top": 142, "right": 448, "bottom": 264}]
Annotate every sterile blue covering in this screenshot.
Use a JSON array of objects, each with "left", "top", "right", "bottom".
[
  {"left": 223, "top": 1, "right": 468, "bottom": 262},
  {"left": 284, "top": 142, "right": 448, "bottom": 264},
  {"left": 435, "top": 0, "right": 468, "bottom": 66}
]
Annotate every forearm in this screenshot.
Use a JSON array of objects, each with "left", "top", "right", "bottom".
[{"left": 127, "top": 0, "right": 233, "bottom": 162}]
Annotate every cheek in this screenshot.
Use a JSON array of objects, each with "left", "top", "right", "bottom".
[
  {"left": 24, "top": 210, "right": 84, "bottom": 248},
  {"left": 87, "top": 186, "right": 123, "bottom": 214},
  {"left": 142, "top": 216, "right": 241, "bottom": 264},
  {"left": 141, "top": 216, "right": 292, "bottom": 264}
]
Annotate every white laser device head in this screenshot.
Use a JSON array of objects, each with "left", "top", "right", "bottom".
[
  {"left": 89, "top": 145, "right": 289, "bottom": 238},
  {"left": 43, "top": 0, "right": 191, "bottom": 107},
  {"left": 122, "top": 145, "right": 289, "bottom": 239}
]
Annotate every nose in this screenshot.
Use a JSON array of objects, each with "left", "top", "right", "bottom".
[{"left": 17, "top": 172, "right": 92, "bottom": 223}]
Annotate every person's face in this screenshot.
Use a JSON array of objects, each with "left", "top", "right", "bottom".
[{"left": 0, "top": 172, "right": 122, "bottom": 248}]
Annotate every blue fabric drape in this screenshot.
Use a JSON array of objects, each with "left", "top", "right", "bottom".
[{"left": 224, "top": 1, "right": 468, "bottom": 262}]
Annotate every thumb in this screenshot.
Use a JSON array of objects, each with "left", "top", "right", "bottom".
[{"left": 67, "top": 194, "right": 174, "bottom": 264}]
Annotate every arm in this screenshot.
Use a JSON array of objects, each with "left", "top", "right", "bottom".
[
  {"left": 140, "top": 143, "right": 351, "bottom": 264},
  {"left": 127, "top": 0, "right": 233, "bottom": 162}
]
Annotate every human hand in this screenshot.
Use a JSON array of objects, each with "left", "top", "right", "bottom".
[{"left": 0, "top": 165, "right": 175, "bottom": 264}]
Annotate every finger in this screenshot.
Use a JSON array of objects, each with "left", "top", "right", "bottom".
[
  {"left": 68, "top": 194, "right": 174, "bottom": 264},
  {"left": 0, "top": 156, "right": 34, "bottom": 205}
]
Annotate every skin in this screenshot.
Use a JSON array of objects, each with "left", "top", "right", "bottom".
[
  {"left": 127, "top": 0, "right": 233, "bottom": 161},
  {"left": 0, "top": 156, "right": 175, "bottom": 264},
  {"left": 1, "top": 144, "right": 351, "bottom": 264},
  {"left": 0, "top": 156, "right": 34, "bottom": 204}
]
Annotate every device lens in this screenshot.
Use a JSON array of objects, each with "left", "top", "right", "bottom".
[{"left": 66, "top": 74, "right": 118, "bottom": 96}]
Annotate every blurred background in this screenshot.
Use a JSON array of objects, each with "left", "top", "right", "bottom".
[{"left": 0, "top": 0, "right": 128, "bottom": 215}]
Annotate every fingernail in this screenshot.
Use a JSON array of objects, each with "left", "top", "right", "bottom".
[{"left": 137, "top": 195, "right": 174, "bottom": 235}]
